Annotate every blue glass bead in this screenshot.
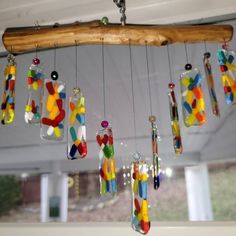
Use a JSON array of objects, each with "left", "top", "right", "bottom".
[
  {"left": 69, "top": 144, "right": 77, "bottom": 157},
  {"left": 183, "top": 101, "right": 192, "bottom": 114},
  {"left": 59, "top": 92, "right": 66, "bottom": 99}
]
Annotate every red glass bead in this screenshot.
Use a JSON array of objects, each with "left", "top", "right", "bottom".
[
  {"left": 168, "top": 82, "right": 175, "bottom": 89},
  {"left": 33, "top": 57, "right": 40, "bottom": 65}
]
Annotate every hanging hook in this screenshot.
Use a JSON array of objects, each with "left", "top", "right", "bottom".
[{"left": 113, "top": 0, "right": 126, "bottom": 26}]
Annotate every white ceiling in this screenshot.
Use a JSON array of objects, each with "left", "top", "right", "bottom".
[{"left": 0, "top": 0, "right": 236, "bottom": 173}]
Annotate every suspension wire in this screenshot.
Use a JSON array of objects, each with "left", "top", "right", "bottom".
[
  {"left": 166, "top": 44, "right": 173, "bottom": 83},
  {"left": 204, "top": 41, "right": 208, "bottom": 52},
  {"left": 101, "top": 39, "right": 106, "bottom": 120},
  {"left": 75, "top": 41, "right": 78, "bottom": 88},
  {"left": 145, "top": 43, "right": 153, "bottom": 116},
  {"left": 184, "top": 42, "right": 189, "bottom": 64},
  {"left": 35, "top": 45, "right": 38, "bottom": 59},
  {"left": 129, "top": 41, "right": 137, "bottom": 151},
  {"left": 54, "top": 44, "right": 57, "bottom": 71}
]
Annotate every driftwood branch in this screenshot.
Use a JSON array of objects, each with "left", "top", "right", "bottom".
[{"left": 2, "top": 21, "right": 233, "bottom": 54}]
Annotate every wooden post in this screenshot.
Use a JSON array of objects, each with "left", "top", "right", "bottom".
[{"left": 2, "top": 21, "right": 233, "bottom": 54}]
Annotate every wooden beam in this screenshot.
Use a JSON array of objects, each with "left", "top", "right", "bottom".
[{"left": 2, "top": 21, "right": 233, "bottom": 54}]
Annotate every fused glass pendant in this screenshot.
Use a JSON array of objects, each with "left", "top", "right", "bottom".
[
  {"left": 25, "top": 57, "right": 44, "bottom": 124},
  {"left": 217, "top": 46, "right": 236, "bottom": 105},
  {"left": 180, "top": 67, "right": 206, "bottom": 127},
  {"left": 168, "top": 83, "right": 183, "bottom": 155},
  {"left": 67, "top": 88, "right": 87, "bottom": 159},
  {"left": 131, "top": 152, "right": 150, "bottom": 235},
  {"left": 96, "top": 121, "right": 117, "bottom": 195},
  {"left": 40, "top": 72, "right": 66, "bottom": 141},
  {"left": 148, "top": 116, "right": 160, "bottom": 190},
  {"left": 203, "top": 52, "right": 220, "bottom": 116},
  {"left": 1, "top": 54, "right": 16, "bottom": 125}
]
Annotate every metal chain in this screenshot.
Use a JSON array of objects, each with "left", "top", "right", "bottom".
[{"left": 113, "top": 0, "right": 126, "bottom": 25}]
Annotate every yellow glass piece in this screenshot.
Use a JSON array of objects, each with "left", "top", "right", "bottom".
[
  {"left": 54, "top": 93, "right": 59, "bottom": 100},
  {"left": 106, "top": 172, "right": 111, "bottom": 181},
  {"left": 77, "top": 106, "right": 85, "bottom": 114},
  {"left": 25, "top": 105, "right": 32, "bottom": 112},
  {"left": 110, "top": 159, "right": 115, "bottom": 174},
  {"left": 9, "top": 66, "right": 16, "bottom": 75},
  {"left": 186, "top": 90, "right": 194, "bottom": 104},
  {"left": 69, "top": 110, "right": 77, "bottom": 125},
  {"left": 197, "top": 98, "right": 205, "bottom": 111},
  {"left": 226, "top": 62, "right": 236, "bottom": 71},
  {"left": 75, "top": 139, "right": 81, "bottom": 146},
  {"left": 141, "top": 200, "right": 149, "bottom": 222},
  {"left": 54, "top": 126, "right": 61, "bottom": 138},
  {"left": 78, "top": 96, "right": 85, "bottom": 107},
  {"left": 185, "top": 114, "right": 195, "bottom": 126},
  {"left": 32, "top": 81, "right": 38, "bottom": 91},
  {"left": 138, "top": 213, "right": 142, "bottom": 221},
  {"left": 181, "top": 77, "right": 191, "bottom": 87},
  {"left": 133, "top": 180, "right": 138, "bottom": 194},
  {"left": 46, "top": 95, "right": 55, "bottom": 112},
  {"left": 192, "top": 108, "right": 198, "bottom": 115},
  {"left": 140, "top": 174, "right": 148, "bottom": 182},
  {"left": 49, "top": 105, "right": 59, "bottom": 119},
  {"left": 172, "top": 121, "right": 180, "bottom": 135},
  {"left": 103, "top": 158, "right": 108, "bottom": 175}
]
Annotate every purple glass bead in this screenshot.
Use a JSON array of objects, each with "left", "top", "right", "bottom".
[
  {"left": 101, "top": 120, "right": 109, "bottom": 128},
  {"left": 33, "top": 57, "right": 40, "bottom": 65}
]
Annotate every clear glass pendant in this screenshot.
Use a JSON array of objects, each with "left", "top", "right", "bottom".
[
  {"left": 25, "top": 57, "right": 44, "bottom": 124},
  {"left": 96, "top": 120, "right": 117, "bottom": 196},
  {"left": 40, "top": 72, "right": 66, "bottom": 141},
  {"left": 67, "top": 88, "right": 87, "bottom": 159},
  {"left": 131, "top": 152, "right": 150, "bottom": 234},
  {"left": 1, "top": 54, "right": 16, "bottom": 125}
]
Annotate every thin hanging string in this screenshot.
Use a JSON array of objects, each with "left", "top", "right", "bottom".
[
  {"left": 101, "top": 39, "right": 106, "bottom": 120},
  {"left": 204, "top": 41, "right": 208, "bottom": 53},
  {"left": 35, "top": 45, "right": 38, "bottom": 58},
  {"left": 145, "top": 43, "right": 153, "bottom": 116},
  {"left": 54, "top": 44, "right": 57, "bottom": 71},
  {"left": 184, "top": 42, "right": 189, "bottom": 64},
  {"left": 129, "top": 41, "right": 137, "bottom": 150},
  {"left": 166, "top": 44, "right": 173, "bottom": 83},
  {"left": 75, "top": 41, "right": 78, "bottom": 88}
]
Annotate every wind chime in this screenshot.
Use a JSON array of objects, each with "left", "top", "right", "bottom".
[
  {"left": 96, "top": 40, "right": 117, "bottom": 196},
  {"left": 180, "top": 43, "right": 206, "bottom": 127},
  {"left": 129, "top": 42, "right": 150, "bottom": 235},
  {"left": 67, "top": 43, "right": 87, "bottom": 159},
  {"left": 25, "top": 47, "right": 44, "bottom": 124},
  {"left": 144, "top": 44, "right": 160, "bottom": 190},
  {"left": 1, "top": 53, "right": 16, "bottom": 125},
  {"left": 166, "top": 45, "right": 183, "bottom": 155},
  {"left": 203, "top": 42, "right": 220, "bottom": 116},
  {"left": 40, "top": 45, "right": 66, "bottom": 140},
  {"left": 217, "top": 41, "right": 236, "bottom": 105}
]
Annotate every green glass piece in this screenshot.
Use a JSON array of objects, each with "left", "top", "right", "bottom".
[
  {"left": 27, "top": 69, "right": 36, "bottom": 77},
  {"left": 101, "top": 179, "right": 106, "bottom": 194},
  {"left": 103, "top": 145, "right": 111, "bottom": 158},
  {"left": 70, "top": 126, "right": 77, "bottom": 142},
  {"left": 109, "top": 145, "right": 114, "bottom": 157}
]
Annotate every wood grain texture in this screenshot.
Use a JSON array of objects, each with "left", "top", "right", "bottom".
[{"left": 2, "top": 21, "right": 233, "bottom": 54}]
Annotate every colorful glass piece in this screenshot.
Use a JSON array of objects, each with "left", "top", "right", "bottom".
[
  {"left": 131, "top": 153, "right": 150, "bottom": 235},
  {"left": 180, "top": 68, "right": 206, "bottom": 127},
  {"left": 67, "top": 88, "right": 87, "bottom": 159},
  {"left": 217, "top": 47, "right": 236, "bottom": 105},
  {"left": 148, "top": 116, "right": 160, "bottom": 190},
  {"left": 96, "top": 121, "right": 117, "bottom": 195},
  {"left": 1, "top": 54, "right": 16, "bottom": 125},
  {"left": 25, "top": 57, "right": 44, "bottom": 124},
  {"left": 40, "top": 78, "right": 66, "bottom": 140},
  {"left": 203, "top": 52, "right": 220, "bottom": 116},
  {"left": 168, "top": 83, "right": 183, "bottom": 155}
]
